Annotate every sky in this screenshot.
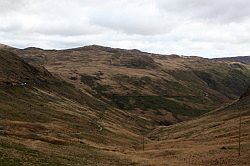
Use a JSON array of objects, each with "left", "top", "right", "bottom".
[{"left": 0, "top": 0, "right": 250, "bottom": 58}]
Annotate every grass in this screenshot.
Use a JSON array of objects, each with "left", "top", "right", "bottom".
[
  {"left": 0, "top": 47, "right": 250, "bottom": 165},
  {"left": 0, "top": 139, "right": 63, "bottom": 166},
  {"left": 110, "top": 95, "right": 208, "bottom": 117},
  {"left": 144, "top": 105, "right": 250, "bottom": 165}
]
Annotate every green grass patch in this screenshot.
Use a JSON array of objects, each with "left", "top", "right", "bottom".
[{"left": 110, "top": 95, "right": 207, "bottom": 117}]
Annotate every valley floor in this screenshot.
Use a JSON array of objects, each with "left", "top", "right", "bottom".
[{"left": 1, "top": 107, "right": 249, "bottom": 166}]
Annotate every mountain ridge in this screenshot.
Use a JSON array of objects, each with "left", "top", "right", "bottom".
[
  {"left": 6, "top": 44, "right": 250, "bottom": 125},
  {"left": 214, "top": 56, "right": 250, "bottom": 64},
  {"left": 2, "top": 43, "right": 250, "bottom": 59}
]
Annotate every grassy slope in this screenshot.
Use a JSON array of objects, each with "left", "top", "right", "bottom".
[
  {"left": 0, "top": 49, "right": 154, "bottom": 165},
  {"left": 0, "top": 47, "right": 249, "bottom": 165},
  {"left": 143, "top": 87, "right": 250, "bottom": 165},
  {"left": 13, "top": 46, "right": 250, "bottom": 124}
]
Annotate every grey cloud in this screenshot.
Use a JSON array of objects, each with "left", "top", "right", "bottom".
[
  {"left": 0, "top": 0, "right": 27, "bottom": 14},
  {"left": 90, "top": 12, "right": 175, "bottom": 35},
  {"left": 157, "top": 0, "right": 250, "bottom": 23},
  {"left": 0, "top": 0, "right": 250, "bottom": 58}
]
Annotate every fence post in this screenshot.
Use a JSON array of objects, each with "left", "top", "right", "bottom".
[
  {"left": 142, "top": 136, "right": 145, "bottom": 151},
  {"left": 238, "top": 109, "right": 242, "bottom": 156}
]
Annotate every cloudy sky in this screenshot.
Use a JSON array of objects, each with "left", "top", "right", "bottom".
[{"left": 0, "top": 0, "right": 250, "bottom": 58}]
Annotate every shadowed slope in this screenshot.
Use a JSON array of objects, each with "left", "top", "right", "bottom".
[
  {"left": 144, "top": 87, "right": 250, "bottom": 165},
  {"left": 0, "top": 49, "right": 154, "bottom": 165}
]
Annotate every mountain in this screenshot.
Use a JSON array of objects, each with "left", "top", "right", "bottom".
[
  {"left": 214, "top": 56, "right": 250, "bottom": 64},
  {"left": 0, "top": 44, "right": 250, "bottom": 165},
  {"left": 0, "top": 49, "right": 154, "bottom": 165},
  {"left": 240, "top": 86, "right": 250, "bottom": 99},
  {"left": 146, "top": 87, "right": 250, "bottom": 165},
  {"left": 9, "top": 45, "right": 250, "bottom": 125},
  {"left": 0, "top": 49, "right": 55, "bottom": 86}
]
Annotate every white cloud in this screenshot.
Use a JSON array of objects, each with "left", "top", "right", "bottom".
[
  {"left": 89, "top": 1, "right": 179, "bottom": 35},
  {"left": 0, "top": 0, "right": 250, "bottom": 58}
]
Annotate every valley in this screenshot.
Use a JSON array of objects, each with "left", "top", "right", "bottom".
[
  {"left": 0, "top": 45, "right": 249, "bottom": 165},
  {"left": 12, "top": 45, "right": 250, "bottom": 124}
]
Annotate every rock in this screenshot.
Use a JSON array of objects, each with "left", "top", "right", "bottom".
[{"left": 220, "top": 146, "right": 227, "bottom": 150}]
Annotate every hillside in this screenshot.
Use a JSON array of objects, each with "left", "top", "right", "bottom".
[
  {"left": 0, "top": 49, "right": 155, "bottom": 165},
  {"left": 144, "top": 87, "right": 250, "bottom": 165},
  {"left": 0, "top": 49, "right": 55, "bottom": 86},
  {"left": 0, "top": 46, "right": 249, "bottom": 165},
  {"left": 11, "top": 45, "right": 250, "bottom": 125}
]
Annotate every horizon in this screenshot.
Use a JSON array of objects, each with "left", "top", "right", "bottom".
[
  {"left": 2, "top": 42, "right": 249, "bottom": 59},
  {"left": 1, "top": 0, "right": 250, "bottom": 58}
]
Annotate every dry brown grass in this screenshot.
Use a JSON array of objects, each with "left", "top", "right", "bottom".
[{"left": 0, "top": 46, "right": 250, "bottom": 165}]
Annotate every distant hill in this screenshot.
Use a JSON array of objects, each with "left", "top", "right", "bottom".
[
  {"left": 7, "top": 45, "right": 250, "bottom": 125},
  {"left": 214, "top": 56, "right": 250, "bottom": 64}
]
